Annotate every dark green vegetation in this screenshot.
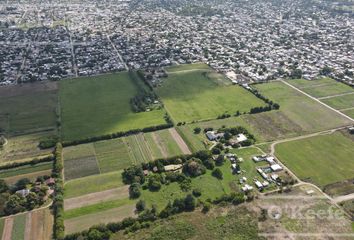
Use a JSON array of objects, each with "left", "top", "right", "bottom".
[
  {"left": 156, "top": 64, "right": 267, "bottom": 123},
  {"left": 60, "top": 72, "right": 166, "bottom": 141},
  {"left": 275, "top": 132, "right": 354, "bottom": 188}
]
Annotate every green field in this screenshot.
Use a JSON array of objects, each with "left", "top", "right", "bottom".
[
  {"left": 0, "top": 162, "right": 52, "bottom": 179},
  {"left": 111, "top": 205, "right": 262, "bottom": 240},
  {"left": 275, "top": 132, "right": 354, "bottom": 188},
  {"left": 254, "top": 82, "right": 352, "bottom": 133},
  {"left": 12, "top": 214, "right": 26, "bottom": 240},
  {"left": 287, "top": 78, "right": 354, "bottom": 98},
  {"left": 64, "top": 170, "right": 124, "bottom": 198},
  {"left": 156, "top": 64, "right": 267, "bottom": 123},
  {"left": 0, "top": 218, "right": 4, "bottom": 238},
  {"left": 343, "top": 108, "right": 354, "bottom": 119},
  {"left": 59, "top": 72, "right": 166, "bottom": 141},
  {"left": 0, "top": 90, "right": 57, "bottom": 135},
  {"left": 321, "top": 94, "right": 354, "bottom": 110}
]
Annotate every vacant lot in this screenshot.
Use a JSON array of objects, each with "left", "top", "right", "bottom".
[
  {"left": 275, "top": 132, "right": 354, "bottom": 188},
  {"left": 59, "top": 72, "right": 166, "bottom": 141},
  {"left": 287, "top": 78, "right": 354, "bottom": 98},
  {"left": 321, "top": 93, "right": 354, "bottom": 110},
  {"left": 156, "top": 64, "right": 266, "bottom": 123},
  {"left": 0, "top": 82, "right": 58, "bottom": 135},
  {"left": 254, "top": 82, "right": 352, "bottom": 133},
  {"left": 64, "top": 170, "right": 124, "bottom": 199},
  {"left": 111, "top": 205, "right": 262, "bottom": 240}
]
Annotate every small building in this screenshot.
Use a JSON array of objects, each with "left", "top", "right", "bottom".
[
  {"left": 255, "top": 180, "right": 263, "bottom": 189},
  {"left": 206, "top": 131, "right": 224, "bottom": 141},
  {"left": 242, "top": 184, "right": 254, "bottom": 192},
  {"left": 164, "top": 164, "right": 182, "bottom": 172},
  {"left": 236, "top": 134, "right": 247, "bottom": 143},
  {"left": 16, "top": 189, "right": 30, "bottom": 197},
  {"left": 270, "top": 164, "right": 283, "bottom": 172}
]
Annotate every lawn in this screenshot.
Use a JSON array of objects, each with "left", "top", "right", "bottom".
[
  {"left": 321, "top": 94, "right": 354, "bottom": 110},
  {"left": 59, "top": 72, "right": 166, "bottom": 141},
  {"left": 12, "top": 214, "right": 26, "bottom": 240},
  {"left": 156, "top": 64, "right": 267, "bottom": 123},
  {"left": 64, "top": 170, "right": 124, "bottom": 198},
  {"left": 275, "top": 132, "right": 354, "bottom": 188},
  {"left": 343, "top": 108, "right": 354, "bottom": 118},
  {"left": 254, "top": 82, "right": 352, "bottom": 133}
]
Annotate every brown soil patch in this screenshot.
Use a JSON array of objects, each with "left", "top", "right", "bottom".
[
  {"left": 64, "top": 185, "right": 129, "bottom": 211},
  {"left": 24, "top": 213, "right": 32, "bottom": 240},
  {"left": 169, "top": 128, "right": 192, "bottom": 154},
  {"left": 0, "top": 81, "right": 58, "bottom": 98},
  {"left": 151, "top": 132, "right": 168, "bottom": 158},
  {"left": 28, "top": 208, "right": 53, "bottom": 240},
  {"left": 2, "top": 217, "right": 14, "bottom": 240}
]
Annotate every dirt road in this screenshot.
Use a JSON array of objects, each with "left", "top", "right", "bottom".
[{"left": 169, "top": 128, "right": 192, "bottom": 154}]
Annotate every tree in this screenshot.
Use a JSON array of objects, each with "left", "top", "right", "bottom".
[
  {"left": 203, "top": 158, "right": 215, "bottom": 170},
  {"left": 4, "top": 194, "right": 26, "bottom": 214},
  {"left": 183, "top": 158, "right": 206, "bottom": 177},
  {"left": 192, "top": 188, "right": 202, "bottom": 197},
  {"left": 0, "top": 136, "right": 6, "bottom": 147},
  {"left": 320, "top": 66, "right": 332, "bottom": 76},
  {"left": 193, "top": 127, "right": 201, "bottom": 134},
  {"left": 129, "top": 183, "right": 141, "bottom": 199},
  {"left": 0, "top": 180, "right": 9, "bottom": 193},
  {"left": 215, "top": 155, "right": 225, "bottom": 166},
  {"left": 136, "top": 200, "right": 146, "bottom": 212},
  {"left": 202, "top": 202, "right": 211, "bottom": 213},
  {"left": 122, "top": 165, "right": 145, "bottom": 184},
  {"left": 212, "top": 168, "right": 223, "bottom": 179},
  {"left": 184, "top": 194, "right": 196, "bottom": 211},
  {"left": 290, "top": 68, "right": 302, "bottom": 79},
  {"left": 15, "top": 178, "right": 31, "bottom": 190},
  {"left": 147, "top": 174, "right": 162, "bottom": 191},
  {"left": 26, "top": 192, "right": 40, "bottom": 210},
  {"left": 87, "top": 229, "right": 110, "bottom": 240}
]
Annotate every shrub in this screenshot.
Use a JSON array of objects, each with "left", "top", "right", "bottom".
[
  {"left": 212, "top": 168, "right": 223, "bottom": 179},
  {"left": 183, "top": 158, "right": 206, "bottom": 177},
  {"left": 129, "top": 183, "right": 141, "bottom": 199},
  {"left": 193, "top": 127, "right": 201, "bottom": 134},
  {"left": 192, "top": 188, "right": 202, "bottom": 197},
  {"left": 136, "top": 200, "right": 146, "bottom": 212}
]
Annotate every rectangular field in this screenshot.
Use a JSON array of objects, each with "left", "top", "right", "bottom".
[
  {"left": 59, "top": 72, "right": 166, "bottom": 141},
  {"left": 275, "top": 132, "right": 354, "bottom": 188},
  {"left": 0, "top": 82, "right": 58, "bottom": 135},
  {"left": 11, "top": 214, "right": 26, "bottom": 240},
  {"left": 156, "top": 64, "right": 267, "bottom": 123},
  {"left": 25, "top": 209, "right": 54, "bottom": 240},
  {"left": 254, "top": 82, "right": 352, "bottom": 133},
  {"left": 287, "top": 78, "right": 354, "bottom": 98},
  {"left": 321, "top": 94, "right": 354, "bottom": 110},
  {"left": 64, "top": 170, "right": 124, "bottom": 199}
]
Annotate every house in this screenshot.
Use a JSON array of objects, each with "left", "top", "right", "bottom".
[
  {"left": 236, "top": 134, "right": 247, "bottom": 143},
  {"left": 257, "top": 168, "right": 268, "bottom": 179},
  {"left": 45, "top": 178, "right": 55, "bottom": 186},
  {"left": 231, "top": 163, "right": 241, "bottom": 174},
  {"left": 16, "top": 189, "right": 30, "bottom": 197},
  {"left": 255, "top": 180, "right": 263, "bottom": 189},
  {"left": 164, "top": 164, "right": 182, "bottom": 172},
  {"left": 241, "top": 184, "right": 253, "bottom": 192},
  {"left": 205, "top": 131, "right": 224, "bottom": 141},
  {"left": 270, "top": 164, "right": 283, "bottom": 172}
]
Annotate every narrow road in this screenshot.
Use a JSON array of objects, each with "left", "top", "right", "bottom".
[
  {"left": 333, "top": 193, "right": 354, "bottom": 204},
  {"left": 318, "top": 91, "right": 354, "bottom": 100},
  {"left": 281, "top": 80, "right": 354, "bottom": 122},
  {"left": 107, "top": 35, "right": 129, "bottom": 71}
]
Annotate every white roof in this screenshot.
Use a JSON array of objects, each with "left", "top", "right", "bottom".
[
  {"left": 271, "top": 164, "right": 283, "bottom": 172},
  {"left": 236, "top": 134, "right": 247, "bottom": 142}
]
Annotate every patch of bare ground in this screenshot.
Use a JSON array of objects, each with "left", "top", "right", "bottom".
[
  {"left": 64, "top": 185, "right": 129, "bottom": 211},
  {"left": 27, "top": 208, "right": 53, "bottom": 240},
  {"left": 0, "top": 81, "right": 58, "bottom": 98},
  {"left": 169, "top": 128, "right": 192, "bottom": 154},
  {"left": 24, "top": 213, "right": 32, "bottom": 240},
  {"left": 1, "top": 217, "right": 14, "bottom": 240},
  {"left": 151, "top": 132, "right": 168, "bottom": 158}
]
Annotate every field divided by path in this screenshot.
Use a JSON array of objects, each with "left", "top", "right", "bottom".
[{"left": 63, "top": 129, "right": 186, "bottom": 180}]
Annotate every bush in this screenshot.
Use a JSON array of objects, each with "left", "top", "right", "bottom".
[
  {"left": 202, "top": 158, "right": 214, "bottom": 170},
  {"left": 193, "top": 127, "right": 201, "bottom": 134},
  {"left": 215, "top": 155, "right": 225, "bottom": 166},
  {"left": 192, "top": 188, "right": 202, "bottom": 197},
  {"left": 136, "top": 200, "right": 146, "bottom": 212},
  {"left": 129, "top": 183, "right": 141, "bottom": 199},
  {"left": 212, "top": 168, "right": 223, "bottom": 179},
  {"left": 184, "top": 194, "right": 196, "bottom": 211},
  {"left": 122, "top": 165, "right": 145, "bottom": 184},
  {"left": 179, "top": 178, "right": 192, "bottom": 192},
  {"left": 183, "top": 158, "right": 206, "bottom": 177},
  {"left": 202, "top": 202, "right": 211, "bottom": 213}
]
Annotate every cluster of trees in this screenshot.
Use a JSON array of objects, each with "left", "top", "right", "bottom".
[
  {"left": 0, "top": 178, "right": 49, "bottom": 216},
  {"left": 38, "top": 135, "right": 59, "bottom": 149},
  {"left": 52, "top": 143, "right": 65, "bottom": 240},
  {"left": 62, "top": 123, "right": 173, "bottom": 147},
  {"left": 214, "top": 126, "right": 257, "bottom": 147},
  {"left": 246, "top": 85, "right": 280, "bottom": 114},
  {"left": 0, "top": 155, "right": 53, "bottom": 172},
  {"left": 130, "top": 91, "right": 159, "bottom": 113}
]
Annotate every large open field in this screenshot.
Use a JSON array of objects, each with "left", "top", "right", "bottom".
[
  {"left": 286, "top": 78, "right": 354, "bottom": 98},
  {"left": 59, "top": 72, "right": 166, "bottom": 141},
  {"left": 63, "top": 129, "right": 188, "bottom": 180},
  {"left": 275, "top": 131, "right": 354, "bottom": 188},
  {"left": 0, "top": 82, "right": 58, "bottom": 135},
  {"left": 155, "top": 64, "right": 267, "bottom": 123},
  {"left": 254, "top": 81, "right": 352, "bottom": 133}
]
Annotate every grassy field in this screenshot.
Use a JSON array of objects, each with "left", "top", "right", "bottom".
[
  {"left": 0, "top": 131, "right": 55, "bottom": 163},
  {"left": 343, "top": 108, "right": 354, "bottom": 118},
  {"left": 275, "top": 132, "right": 354, "bottom": 188},
  {"left": 286, "top": 78, "right": 354, "bottom": 98},
  {"left": 254, "top": 82, "right": 352, "bottom": 133},
  {"left": 26, "top": 208, "right": 53, "bottom": 240},
  {"left": 156, "top": 64, "right": 267, "bottom": 123},
  {"left": 0, "top": 162, "right": 52, "bottom": 179},
  {"left": 63, "top": 130, "right": 186, "bottom": 180},
  {"left": 59, "top": 72, "right": 166, "bottom": 141},
  {"left": 11, "top": 214, "right": 26, "bottom": 240},
  {"left": 321, "top": 94, "right": 354, "bottom": 110},
  {"left": 0, "top": 218, "right": 4, "bottom": 239},
  {"left": 0, "top": 82, "right": 58, "bottom": 135},
  {"left": 111, "top": 205, "right": 262, "bottom": 240},
  {"left": 64, "top": 170, "right": 124, "bottom": 198}
]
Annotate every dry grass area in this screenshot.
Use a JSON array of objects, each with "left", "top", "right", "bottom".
[{"left": 64, "top": 185, "right": 129, "bottom": 211}]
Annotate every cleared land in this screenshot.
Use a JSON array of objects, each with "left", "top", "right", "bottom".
[
  {"left": 11, "top": 214, "right": 26, "bottom": 240},
  {"left": 25, "top": 209, "right": 53, "bottom": 240},
  {"left": 2, "top": 217, "right": 13, "bottom": 240},
  {"left": 0, "top": 82, "right": 58, "bottom": 135},
  {"left": 275, "top": 132, "right": 354, "bottom": 188},
  {"left": 287, "top": 78, "right": 354, "bottom": 98},
  {"left": 63, "top": 129, "right": 186, "bottom": 180},
  {"left": 64, "top": 204, "right": 136, "bottom": 234},
  {"left": 0, "top": 132, "right": 55, "bottom": 163},
  {"left": 111, "top": 205, "right": 262, "bottom": 240},
  {"left": 64, "top": 170, "right": 124, "bottom": 199},
  {"left": 59, "top": 72, "right": 166, "bottom": 141},
  {"left": 156, "top": 64, "right": 267, "bottom": 123},
  {"left": 254, "top": 82, "right": 352, "bottom": 133},
  {"left": 321, "top": 94, "right": 354, "bottom": 110},
  {"left": 64, "top": 185, "right": 129, "bottom": 211}
]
